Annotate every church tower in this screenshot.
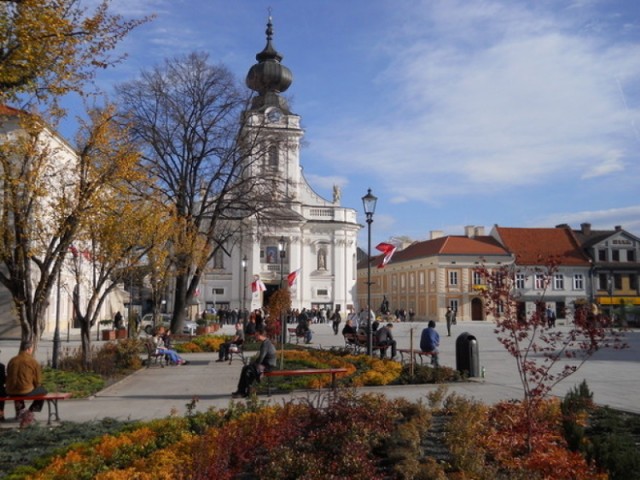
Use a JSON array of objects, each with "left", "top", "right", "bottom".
[
  {"left": 240, "top": 16, "right": 360, "bottom": 314},
  {"left": 200, "top": 16, "right": 360, "bottom": 316}
]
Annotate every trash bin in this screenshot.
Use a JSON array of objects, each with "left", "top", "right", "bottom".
[{"left": 456, "top": 332, "right": 479, "bottom": 377}]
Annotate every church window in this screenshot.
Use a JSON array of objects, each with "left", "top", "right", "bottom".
[{"left": 268, "top": 144, "right": 278, "bottom": 170}]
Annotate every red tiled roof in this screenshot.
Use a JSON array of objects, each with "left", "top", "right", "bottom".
[
  {"left": 358, "top": 235, "right": 510, "bottom": 268},
  {"left": 0, "top": 105, "right": 24, "bottom": 116},
  {"left": 494, "top": 226, "right": 591, "bottom": 266}
]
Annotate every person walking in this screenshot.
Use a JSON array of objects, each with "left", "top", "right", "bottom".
[
  {"left": 445, "top": 307, "right": 454, "bottom": 337},
  {"left": 331, "top": 309, "right": 342, "bottom": 335}
]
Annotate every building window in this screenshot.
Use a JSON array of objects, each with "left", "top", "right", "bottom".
[
  {"left": 449, "top": 299, "right": 459, "bottom": 312},
  {"left": 449, "top": 271, "right": 458, "bottom": 286},
  {"left": 598, "top": 273, "right": 608, "bottom": 290},
  {"left": 496, "top": 300, "right": 505, "bottom": 315},
  {"left": 598, "top": 249, "right": 606, "bottom": 261},
  {"left": 612, "top": 250, "right": 620, "bottom": 262},
  {"left": 268, "top": 144, "right": 278, "bottom": 169},
  {"left": 614, "top": 274, "right": 622, "bottom": 290},
  {"left": 392, "top": 275, "right": 397, "bottom": 288},
  {"left": 553, "top": 274, "right": 564, "bottom": 290},
  {"left": 472, "top": 271, "right": 482, "bottom": 285},
  {"left": 317, "top": 289, "right": 328, "bottom": 296},
  {"left": 400, "top": 275, "right": 406, "bottom": 288},
  {"left": 409, "top": 273, "right": 415, "bottom": 288},
  {"left": 573, "top": 274, "right": 584, "bottom": 290},
  {"left": 628, "top": 250, "right": 636, "bottom": 262},
  {"left": 515, "top": 273, "right": 525, "bottom": 289},
  {"left": 534, "top": 274, "right": 545, "bottom": 290},
  {"left": 419, "top": 272, "right": 425, "bottom": 286},
  {"left": 630, "top": 274, "right": 638, "bottom": 290},
  {"left": 212, "top": 288, "right": 224, "bottom": 295}
]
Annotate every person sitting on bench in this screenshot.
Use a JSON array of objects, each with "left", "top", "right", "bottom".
[
  {"left": 153, "top": 327, "right": 188, "bottom": 365},
  {"left": 6, "top": 341, "right": 47, "bottom": 427},
  {"left": 232, "top": 325, "right": 275, "bottom": 398},
  {"left": 375, "top": 323, "right": 397, "bottom": 359},
  {"left": 420, "top": 321, "right": 440, "bottom": 367},
  {"left": 217, "top": 322, "right": 245, "bottom": 362}
]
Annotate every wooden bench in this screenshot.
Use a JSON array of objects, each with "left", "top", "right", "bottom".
[
  {"left": 0, "top": 393, "right": 72, "bottom": 425},
  {"left": 144, "top": 341, "right": 168, "bottom": 368},
  {"left": 262, "top": 368, "right": 349, "bottom": 395},
  {"left": 343, "top": 333, "right": 359, "bottom": 353},
  {"left": 227, "top": 342, "right": 246, "bottom": 365},
  {"left": 287, "top": 327, "right": 306, "bottom": 344},
  {"left": 397, "top": 349, "right": 438, "bottom": 366},
  {"left": 355, "top": 334, "right": 387, "bottom": 354}
]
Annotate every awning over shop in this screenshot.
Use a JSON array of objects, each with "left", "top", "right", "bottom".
[{"left": 597, "top": 296, "right": 640, "bottom": 306}]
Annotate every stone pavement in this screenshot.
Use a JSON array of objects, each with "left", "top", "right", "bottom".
[{"left": 0, "top": 321, "right": 638, "bottom": 425}]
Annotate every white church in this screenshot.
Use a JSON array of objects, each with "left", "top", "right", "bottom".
[{"left": 195, "top": 17, "right": 360, "bottom": 316}]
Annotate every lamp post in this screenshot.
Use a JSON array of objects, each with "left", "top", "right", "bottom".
[
  {"left": 52, "top": 265, "right": 62, "bottom": 369},
  {"left": 242, "top": 255, "right": 247, "bottom": 321},
  {"left": 278, "top": 236, "right": 287, "bottom": 346},
  {"left": 362, "top": 188, "right": 377, "bottom": 356}
]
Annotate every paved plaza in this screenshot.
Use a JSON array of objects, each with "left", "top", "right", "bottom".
[{"left": 0, "top": 320, "right": 638, "bottom": 425}]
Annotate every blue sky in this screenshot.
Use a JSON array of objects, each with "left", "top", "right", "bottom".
[{"left": 77, "top": 0, "right": 640, "bottom": 246}]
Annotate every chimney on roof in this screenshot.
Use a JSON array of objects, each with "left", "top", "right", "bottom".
[
  {"left": 556, "top": 223, "right": 570, "bottom": 229},
  {"left": 430, "top": 230, "right": 444, "bottom": 240},
  {"left": 580, "top": 223, "right": 591, "bottom": 235},
  {"left": 474, "top": 226, "right": 485, "bottom": 236},
  {"left": 464, "top": 225, "right": 475, "bottom": 237},
  {"left": 615, "top": 225, "right": 622, "bottom": 231}
]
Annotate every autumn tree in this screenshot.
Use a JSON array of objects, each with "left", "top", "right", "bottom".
[
  {"left": 0, "top": 105, "right": 142, "bottom": 349},
  {"left": 116, "top": 52, "right": 279, "bottom": 333},
  {"left": 476, "top": 260, "right": 626, "bottom": 452},
  {"left": 66, "top": 188, "right": 174, "bottom": 368},
  {"left": 0, "top": 0, "right": 148, "bottom": 115},
  {"left": 0, "top": 1, "right": 146, "bottom": 349}
]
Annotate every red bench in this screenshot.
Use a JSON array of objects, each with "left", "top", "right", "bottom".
[
  {"left": 263, "top": 368, "right": 348, "bottom": 395},
  {"left": 0, "top": 392, "right": 72, "bottom": 425}
]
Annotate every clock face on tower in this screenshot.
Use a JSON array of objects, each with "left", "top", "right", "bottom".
[{"left": 266, "top": 107, "right": 282, "bottom": 123}]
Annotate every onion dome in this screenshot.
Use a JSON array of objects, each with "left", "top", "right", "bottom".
[{"left": 246, "top": 16, "right": 293, "bottom": 113}]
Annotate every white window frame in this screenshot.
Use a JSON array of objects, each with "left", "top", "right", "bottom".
[
  {"left": 534, "top": 274, "right": 545, "bottom": 290},
  {"left": 449, "top": 271, "right": 458, "bottom": 286},
  {"left": 573, "top": 274, "right": 584, "bottom": 290},
  {"left": 515, "top": 273, "right": 525, "bottom": 289},
  {"left": 553, "top": 274, "right": 564, "bottom": 290}
]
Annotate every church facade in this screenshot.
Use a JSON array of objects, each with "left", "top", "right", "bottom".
[{"left": 196, "top": 17, "right": 360, "bottom": 316}]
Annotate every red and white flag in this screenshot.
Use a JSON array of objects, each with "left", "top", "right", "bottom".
[
  {"left": 375, "top": 242, "right": 397, "bottom": 268},
  {"left": 251, "top": 276, "right": 266, "bottom": 293},
  {"left": 287, "top": 268, "right": 301, "bottom": 287}
]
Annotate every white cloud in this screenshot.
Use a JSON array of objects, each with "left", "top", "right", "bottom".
[{"left": 316, "top": 0, "right": 640, "bottom": 205}]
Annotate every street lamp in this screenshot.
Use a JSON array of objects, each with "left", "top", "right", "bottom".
[
  {"left": 362, "top": 188, "right": 377, "bottom": 356},
  {"left": 241, "top": 255, "right": 247, "bottom": 321},
  {"left": 278, "top": 236, "right": 287, "bottom": 346}
]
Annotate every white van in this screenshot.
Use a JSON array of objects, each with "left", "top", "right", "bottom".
[{"left": 140, "top": 313, "right": 198, "bottom": 335}]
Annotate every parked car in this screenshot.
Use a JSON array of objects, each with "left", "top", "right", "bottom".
[{"left": 140, "top": 314, "right": 198, "bottom": 336}]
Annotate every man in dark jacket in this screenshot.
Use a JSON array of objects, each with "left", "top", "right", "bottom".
[
  {"left": 232, "top": 325, "right": 276, "bottom": 398},
  {"left": 375, "top": 323, "right": 397, "bottom": 359}
]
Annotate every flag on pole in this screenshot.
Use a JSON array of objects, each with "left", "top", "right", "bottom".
[
  {"left": 375, "top": 242, "right": 397, "bottom": 268},
  {"left": 287, "top": 268, "right": 301, "bottom": 287},
  {"left": 251, "top": 275, "right": 266, "bottom": 293}
]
